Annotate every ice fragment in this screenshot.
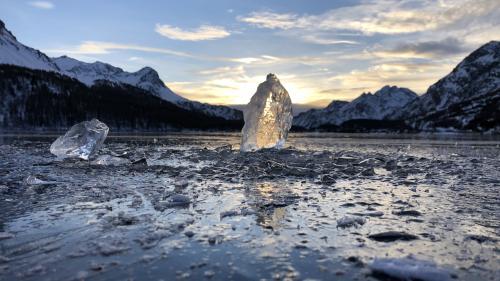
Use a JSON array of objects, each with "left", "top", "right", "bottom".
[
  {"left": 370, "top": 257, "right": 453, "bottom": 281},
  {"left": 337, "top": 216, "right": 366, "bottom": 228},
  {"left": 50, "top": 119, "right": 109, "bottom": 160},
  {"left": 91, "top": 155, "right": 129, "bottom": 166}
]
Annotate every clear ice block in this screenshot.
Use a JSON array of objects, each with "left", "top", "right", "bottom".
[
  {"left": 240, "top": 74, "right": 293, "bottom": 152},
  {"left": 50, "top": 119, "right": 109, "bottom": 160}
]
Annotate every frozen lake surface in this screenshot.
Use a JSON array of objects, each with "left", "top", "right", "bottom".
[{"left": 0, "top": 133, "right": 499, "bottom": 281}]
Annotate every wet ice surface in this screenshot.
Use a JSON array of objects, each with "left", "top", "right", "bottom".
[{"left": 0, "top": 132, "right": 499, "bottom": 281}]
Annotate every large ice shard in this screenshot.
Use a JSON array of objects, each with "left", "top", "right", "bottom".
[
  {"left": 50, "top": 119, "right": 109, "bottom": 160},
  {"left": 240, "top": 74, "right": 293, "bottom": 152}
]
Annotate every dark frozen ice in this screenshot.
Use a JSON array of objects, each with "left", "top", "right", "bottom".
[{"left": 0, "top": 132, "right": 499, "bottom": 281}]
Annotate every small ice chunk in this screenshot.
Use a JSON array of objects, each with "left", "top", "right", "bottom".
[
  {"left": 0, "top": 232, "right": 14, "bottom": 240},
  {"left": 24, "top": 175, "right": 54, "bottom": 185},
  {"left": 368, "top": 231, "right": 419, "bottom": 242},
  {"left": 337, "top": 216, "right": 366, "bottom": 228},
  {"left": 0, "top": 255, "right": 10, "bottom": 263},
  {"left": 91, "top": 155, "right": 130, "bottom": 166},
  {"left": 170, "top": 194, "right": 191, "bottom": 203},
  {"left": 50, "top": 119, "right": 109, "bottom": 160},
  {"left": 240, "top": 74, "right": 293, "bottom": 152},
  {"left": 370, "top": 257, "right": 453, "bottom": 281}
]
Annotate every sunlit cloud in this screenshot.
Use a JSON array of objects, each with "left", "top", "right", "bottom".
[
  {"left": 328, "top": 61, "right": 457, "bottom": 94},
  {"left": 170, "top": 66, "right": 326, "bottom": 105},
  {"left": 229, "top": 55, "right": 281, "bottom": 64},
  {"left": 44, "top": 41, "right": 193, "bottom": 58},
  {"left": 300, "top": 34, "right": 358, "bottom": 45},
  {"left": 238, "top": 11, "right": 302, "bottom": 30},
  {"left": 28, "top": 1, "right": 54, "bottom": 9},
  {"left": 155, "top": 24, "right": 230, "bottom": 41}
]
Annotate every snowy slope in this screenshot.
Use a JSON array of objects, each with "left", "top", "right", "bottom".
[
  {"left": 404, "top": 41, "right": 500, "bottom": 115},
  {"left": 403, "top": 40, "right": 500, "bottom": 130},
  {"left": 293, "top": 101, "right": 348, "bottom": 129},
  {"left": 0, "top": 20, "right": 59, "bottom": 72},
  {"left": 53, "top": 56, "right": 185, "bottom": 103},
  {"left": 294, "top": 86, "right": 417, "bottom": 129}
]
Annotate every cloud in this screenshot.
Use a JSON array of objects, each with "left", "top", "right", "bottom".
[
  {"left": 300, "top": 34, "right": 358, "bottom": 45},
  {"left": 238, "top": 0, "right": 499, "bottom": 35},
  {"left": 373, "top": 38, "right": 468, "bottom": 59},
  {"left": 238, "top": 11, "right": 302, "bottom": 29},
  {"left": 155, "top": 24, "right": 230, "bottom": 41},
  {"left": 29, "top": 1, "right": 54, "bottom": 9},
  {"left": 198, "top": 65, "right": 246, "bottom": 76},
  {"left": 44, "top": 41, "right": 193, "bottom": 58},
  {"left": 328, "top": 61, "right": 457, "bottom": 94},
  {"left": 228, "top": 55, "right": 281, "bottom": 64}
]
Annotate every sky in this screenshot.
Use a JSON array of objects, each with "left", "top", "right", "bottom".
[{"left": 0, "top": 0, "right": 499, "bottom": 108}]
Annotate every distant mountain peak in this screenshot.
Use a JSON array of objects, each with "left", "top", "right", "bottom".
[
  {"left": 326, "top": 100, "right": 349, "bottom": 109},
  {"left": 266, "top": 73, "right": 279, "bottom": 82}
]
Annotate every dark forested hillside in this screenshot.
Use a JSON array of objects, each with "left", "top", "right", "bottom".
[{"left": 0, "top": 65, "right": 243, "bottom": 130}]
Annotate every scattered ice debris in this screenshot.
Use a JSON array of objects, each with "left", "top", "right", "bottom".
[
  {"left": 240, "top": 73, "right": 293, "bottom": 152},
  {"left": 214, "top": 144, "right": 232, "bottom": 152},
  {"left": 393, "top": 210, "right": 422, "bottom": 216},
  {"left": 131, "top": 157, "right": 148, "bottom": 166},
  {"left": 97, "top": 239, "right": 130, "bottom": 256},
  {"left": 220, "top": 208, "right": 256, "bottom": 219},
  {"left": 336, "top": 216, "right": 366, "bottom": 228},
  {"left": 174, "top": 178, "right": 189, "bottom": 191},
  {"left": 23, "top": 175, "right": 54, "bottom": 185},
  {"left": 204, "top": 270, "right": 215, "bottom": 278},
  {"left": 0, "top": 232, "right": 14, "bottom": 240},
  {"left": 104, "top": 212, "right": 139, "bottom": 226},
  {"left": 220, "top": 210, "right": 239, "bottom": 219},
  {"left": 465, "top": 234, "right": 498, "bottom": 244},
  {"left": 91, "top": 155, "right": 130, "bottom": 166},
  {"left": 385, "top": 160, "right": 398, "bottom": 170},
  {"left": 159, "top": 194, "right": 191, "bottom": 208},
  {"left": 352, "top": 211, "right": 384, "bottom": 217},
  {"left": 50, "top": 118, "right": 109, "bottom": 160},
  {"left": 320, "top": 174, "right": 336, "bottom": 184},
  {"left": 0, "top": 255, "right": 10, "bottom": 264},
  {"left": 140, "top": 254, "right": 156, "bottom": 263},
  {"left": 368, "top": 231, "right": 419, "bottom": 242},
  {"left": 361, "top": 167, "right": 376, "bottom": 176},
  {"left": 370, "top": 257, "right": 453, "bottom": 281}
]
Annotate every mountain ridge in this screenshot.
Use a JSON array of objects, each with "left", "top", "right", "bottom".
[{"left": 294, "top": 86, "right": 418, "bottom": 129}]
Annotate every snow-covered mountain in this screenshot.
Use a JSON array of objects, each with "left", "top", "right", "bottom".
[
  {"left": 53, "top": 56, "right": 185, "bottom": 103},
  {"left": 0, "top": 20, "right": 59, "bottom": 72},
  {"left": 402, "top": 40, "right": 500, "bottom": 131},
  {"left": 0, "top": 19, "right": 241, "bottom": 121},
  {"left": 53, "top": 56, "right": 242, "bottom": 120},
  {"left": 294, "top": 86, "right": 417, "bottom": 129}
]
